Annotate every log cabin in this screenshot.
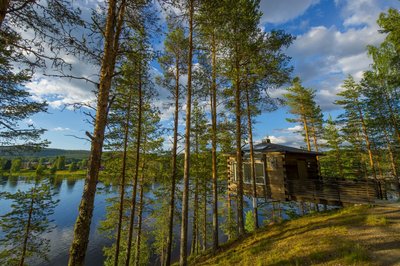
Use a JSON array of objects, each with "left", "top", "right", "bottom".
[{"left": 227, "top": 139, "right": 378, "bottom": 206}]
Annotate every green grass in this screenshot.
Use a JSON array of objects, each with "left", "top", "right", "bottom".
[
  {"left": 189, "top": 205, "right": 389, "bottom": 266},
  {"left": 365, "top": 214, "right": 388, "bottom": 226},
  {"left": 0, "top": 169, "right": 86, "bottom": 177}
]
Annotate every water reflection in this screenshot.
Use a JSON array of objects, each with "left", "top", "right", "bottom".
[{"left": 0, "top": 175, "right": 113, "bottom": 266}]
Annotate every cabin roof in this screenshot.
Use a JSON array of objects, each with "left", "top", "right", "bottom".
[{"left": 242, "top": 142, "right": 322, "bottom": 155}]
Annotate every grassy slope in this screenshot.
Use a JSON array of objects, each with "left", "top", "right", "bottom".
[{"left": 190, "top": 205, "right": 400, "bottom": 266}]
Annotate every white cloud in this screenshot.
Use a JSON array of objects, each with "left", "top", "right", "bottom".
[
  {"left": 260, "top": 0, "right": 319, "bottom": 24},
  {"left": 285, "top": 0, "right": 397, "bottom": 111},
  {"left": 52, "top": 127, "right": 71, "bottom": 132}
]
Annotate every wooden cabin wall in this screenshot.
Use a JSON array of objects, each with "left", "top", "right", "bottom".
[
  {"left": 265, "top": 152, "right": 287, "bottom": 201},
  {"left": 284, "top": 154, "right": 319, "bottom": 180}
]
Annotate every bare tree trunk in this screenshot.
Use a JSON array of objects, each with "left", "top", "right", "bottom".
[
  {"left": 180, "top": 1, "right": 194, "bottom": 264},
  {"left": 245, "top": 85, "right": 258, "bottom": 229},
  {"left": 210, "top": 32, "right": 219, "bottom": 252},
  {"left": 69, "top": 1, "right": 126, "bottom": 264},
  {"left": 302, "top": 112, "right": 311, "bottom": 151},
  {"left": 126, "top": 62, "right": 143, "bottom": 266},
  {"left": 165, "top": 56, "right": 180, "bottom": 266},
  {"left": 114, "top": 93, "right": 132, "bottom": 266},
  {"left": 20, "top": 184, "right": 36, "bottom": 266},
  {"left": 0, "top": 0, "right": 10, "bottom": 28},
  {"left": 234, "top": 55, "right": 244, "bottom": 236},
  {"left": 227, "top": 190, "right": 232, "bottom": 240},
  {"left": 135, "top": 160, "right": 146, "bottom": 266},
  {"left": 202, "top": 182, "right": 207, "bottom": 251},
  {"left": 191, "top": 130, "right": 199, "bottom": 256}
]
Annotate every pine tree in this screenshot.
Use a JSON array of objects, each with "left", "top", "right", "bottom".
[
  {"left": 68, "top": 0, "right": 128, "bottom": 263},
  {"left": 284, "top": 77, "right": 322, "bottom": 152},
  {"left": 335, "top": 75, "right": 378, "bottom": 183},
  {"left": 220, "top": 0, "right": 263, "bottom": 237},
  {"left": 0, "top": 181, "right": 59, "bottom": 265},
  {"left": 320, "top": 115, "right": 344, "bottom": 178},
  {"left": 157, "top": 20, "right": 188, "bottom": 266}
]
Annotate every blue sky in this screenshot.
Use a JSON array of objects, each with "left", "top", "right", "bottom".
[{"left": 25, "top": 0, "right": 400, "bottom": 150}]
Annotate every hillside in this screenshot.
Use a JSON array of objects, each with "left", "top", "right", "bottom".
[
  {"left": 0, "top": 147, "right": 90, "bottom": 159},
  {"left": 190, "top": 205, "right": 400, "bottom": 266}
]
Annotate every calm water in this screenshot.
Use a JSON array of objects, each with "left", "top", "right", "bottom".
[
  {"left": 0, "top": 176, "right": 113, "bottom": 266},
  {"left": 0, "top": 175, "right": 307, "bottom": 266}
]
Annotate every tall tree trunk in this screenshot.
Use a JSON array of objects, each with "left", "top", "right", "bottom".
[
  {"left": 114, "top": 93, "right": 132, "bottom": 266},
  {"left": 357, "top": 105, "right": 377, "bottom": 180},
  {"left": 210, "top": 32, "right": 219, "bottom": 252},
  {"left": 227, "top": 189, "right": 232, "bottom": 240},
  {"left": 126, "top": 62, "right": 143, "bottom": 266},
  {"left": 234, "top": 55, "right": 244, "bottom": 236},
  {"left": 165, "top": 56, "right": 180, "bottom": 266},
  {"left": 383, "top": 87, "right": 400, "bottom": 143},
  {"left": 310, "top": 123, "right": 321, "bottom": 177},
  {"left": 191, "top": 129, "right": 199, "bottom": 256},
  {"left": 202, "top": 180, "right": 207, "bottom": 251},
  {"left": 69, "top": 1, "right": 126, "bottom": 264},
  {"left": 334, "top": 144, "right": 344, "bottom": 178},
  {"left": 301, "top": 110, "right": 311, "bottom": 151},
  {"left": 245, "top": 85, "right": 258, "bottom": 229},
  {"left": 135, "top": 160, "right": 146, "bottom": 266},
  {"left": 0, "top": 0, "right": 9, "bottom": 28},
  {"left": 20, "top": 185, "right": 35, "bottom": 266},
  {"left": 180, "top": 0, "right": 193, "bottom": 264}
]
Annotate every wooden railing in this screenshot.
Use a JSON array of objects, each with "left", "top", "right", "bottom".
[{"left": 286, "top": 178, "right": 379, "bottom": 205}]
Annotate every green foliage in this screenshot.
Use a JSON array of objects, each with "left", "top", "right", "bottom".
[
  {"left": 221, "top": 206, "right": 238, "bottom": 240},
  {"left": 50, "top": 163, "right": 57, "bottom": 174},
  {"left": 36, "top": 163, "right": 45, "bottom": 176},
  {"left": 0, "top": 182, "right": 59, "bottom": 265},
  {"left": 79, "top": 159, "right": 87, "bottom": 170},
  {"left": 56, "top": 156, "right": 65, "bottom": 170},
  {"left": 365, "top": 215, "right": 388, "bottom": 226},
  {"left": 69, "top": 162, "right": 77, "bottom": 172},
  {"left": 284, "top": 77, "right": 323, "bottom": 151},
  {"left": 10, "top": 158, "right": 21, "bottom": 173},
  {"left": 245, "top": 210, "right": 255, "bottom": 233}
]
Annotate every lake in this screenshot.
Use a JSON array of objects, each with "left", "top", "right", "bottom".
[{"left": 0, "top": 175, "right": 305, "bottom": 265}]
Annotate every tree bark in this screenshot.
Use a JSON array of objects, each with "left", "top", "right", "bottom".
[
  {"left": 126, "top": 62, "right": 143, "bottom": 266},
  {"left": 114, "top": 93, "right": 132, "bottom": 266},
  {"left": 20, "top": 184, "right": 35, "bottom": 266},
  {"left": 210, "top": 32, "right": 219, "bottom": 251},
  {"left": 202, "top": 180, "right": 207, "bottom": 251},
  {"left": 164, "top": 55, "right": 180, "bottom": 266},
  {"left": 235, "top": 57, "right": 244, "bottom": 235},
  {"left": 191, "top": 124, "right": 199, "bottom": 256},
  {"left": 245, "top": 85, "right": 258, "bottom": 229},
  {"left": 179, "top": 0, "right": 193, "bottom": 264},
  {"left": 68, "top": 1, "right": 126, "bottom": 264},
  {"left": 135, "top": 160, "right": 146, "bottom": 266},
  {"left": 301, "top": 112, "right": 311, "bottom": 151},
  {"left": 0, "top": 0, "right": 9, "bottom": 28}
]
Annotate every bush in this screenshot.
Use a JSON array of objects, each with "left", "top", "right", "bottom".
[
  {"left": 245, "top": 210, "right": 256, "bottom": 233},
  {"left": 69, "top": 162, "right": 77, "bottom": 172}
]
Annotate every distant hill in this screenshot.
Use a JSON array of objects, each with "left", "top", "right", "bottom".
[{"left": 0, "top": 147, "right": 90, "bottom": 160}]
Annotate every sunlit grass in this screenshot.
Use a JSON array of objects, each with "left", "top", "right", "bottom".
[
  {"left": 365, "top": 214, "right": 388, "bottom": 226},
  {"left": 190, "top": 205, "right": 379, "bottom": 266}
]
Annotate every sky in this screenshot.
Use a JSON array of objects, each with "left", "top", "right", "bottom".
[{"left": 24, "top": 0, "right": 400, "bottom": 150}]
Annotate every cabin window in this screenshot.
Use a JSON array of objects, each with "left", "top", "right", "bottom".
[
  {"left": 241, "top": 162, "right": 265, "bottom": 185},
  {"left": 255, "top": 163, "right": 265, "bottom": 184}
]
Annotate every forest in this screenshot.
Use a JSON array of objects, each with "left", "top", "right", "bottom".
[{"left": 1, "top": 0, "right": 400, "bottom": 265}]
